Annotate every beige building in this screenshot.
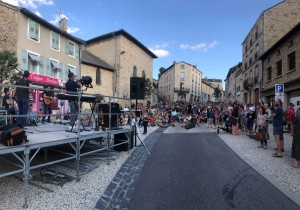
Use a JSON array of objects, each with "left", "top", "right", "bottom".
[
  {"left": 158, "top": 61, "right": 202, "bottom": 102},
  {"left": 203, "top": 78, "right": 222, "bottom": 89},
  {"left": 241, "top": 0, "right": 300, "bottom": 104},
  {"left": 0, "top": 2, "right": 84, "bottom": 113},
  {"left": 201, "top": 82, "right": 215, "bottom": 102},
  {"left": 261, "top": 22, "right": 300, "bottom": 110},
  {"left": 224, "top": 63, "right": 242, "bottom": 102},
  {"left": 85, "top": 30, "right": 157, "bottom": 106}
]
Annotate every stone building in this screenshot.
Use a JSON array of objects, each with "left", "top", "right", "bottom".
[
  {"left": 224, "top": 63, "right": 242, "bottom": 102},
  {"left": 85, "top": 29, "right": 157, "bottom": 106},
  {"left": 242, "top": 0, "right": 300, "bottom": 104},
  {"left": 201, "top": 82, "right": 215, "bottom": 102},
  {"left": 260, "top": 22, "right": 300, "bottom": 110},
  {"left": 0, "top": 1, "right": 84, "bottom": 113},
  {"left": 158, "top": 61, "right": 202, "bottom": 102},
  {"left": 202, "top": 78, "right": 222, "bottom": 89}
]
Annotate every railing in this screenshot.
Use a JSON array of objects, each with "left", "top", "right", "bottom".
[
  {"left": 243, "top": 79, "right": 253, "bottom": 90},
  {"left": 174, "top": 87, "right": 190, "bottom": 93}
]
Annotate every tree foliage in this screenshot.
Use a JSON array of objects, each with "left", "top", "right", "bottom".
[
  {"left": 212, "top": 87, "right": 222, "bottom": 100},
  {"left": 144, "top": 77, "right": 153, "bottom": 97},
  {"left": 0, "top": 50, "right": 18, "bottom": 92},
  {"left": 158, "top": 67, "right": 166, "bottom": 79}
]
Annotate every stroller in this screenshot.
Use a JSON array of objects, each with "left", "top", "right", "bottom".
[{"left": 220, "top": 115, "right": 232, "bottom": 133}]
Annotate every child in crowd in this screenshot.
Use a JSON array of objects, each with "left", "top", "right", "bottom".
[{"left": 214, "top": 108, "right": 220, "bottom": 129}]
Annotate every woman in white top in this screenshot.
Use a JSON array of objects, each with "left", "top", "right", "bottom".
[
  {"left": 257, "top": 107, "right": 267, "bottom": 149},
  {"left": 264, "top": 104, "right": 272, "bottom": 142}
]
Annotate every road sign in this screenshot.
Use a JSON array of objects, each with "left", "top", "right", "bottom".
[
  {"left": 275, "top": 92, "right": 284, "bottom": 102},
  {"left": 275, "top": 84, "right": 284, "bottom": 93}
]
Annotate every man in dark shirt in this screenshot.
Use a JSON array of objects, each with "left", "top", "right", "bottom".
[
  {"left": 2, "top": 88, "right": 16, "bottom": 124},
  {"left": 65, "top": 72, "right": 81, "bottom": 131},
  {"left": 271, "top": 99, "right": 284, "bottom": 157},
  {"left": 42, "top": 85, "right": 53, "bottom": 123},
  {"left": 13, "top": 70, "right": 32, "bottom": 128}
]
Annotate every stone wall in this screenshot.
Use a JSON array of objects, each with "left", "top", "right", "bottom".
[{"left": 0, "top": 2, "right": 19, "bottom": 52}]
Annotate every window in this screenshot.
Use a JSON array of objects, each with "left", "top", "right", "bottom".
[
  {"left": 276, "top": 60, "right": 282, "bottom": 76},
  {"left": 288, "top": 51, "right": 296, "bottom": 71},
  {"left": 169, "top": 75, "right": 171, "bottom": 81},
  {"left": 66, "top": 40, "right": 79, "bottom": 58},
  {"left": 167, "top": 76, "right": 168, "bottom": 81},
  {"left": 142, "top": 71, "right": 145, "bottom": 78},
  {"left": 65, "top": 64, "right": 77, "bottom": 79},
  {"left": 28, "top": 53, "right": 39, "bottom": 73},
  {"left": 96, "top": 68, "right": 101, "bottom": 85},
  {"left": 169, "top": 85, "right": 170, "bottom": 91},
  {"left": 192, "top": 74, "right": 194, "bottom": 83},
  {"left": 51, "top": 32, "right": 60, "bottom": 51},
  {"left": 180, "top": 65, "right": 185, "bottom": 69},
  {"left": 180, "top": 72, "right": 184, "bottom": 80},
  {"left": 267, "top": 67, "right": 272, "bottom": 81},
  {"left": 250, "top": 38, "right": 253, "bottom": 46},
  {"left": 28, "top": 19, "right": 39, "bottom": 41},
  {"left": 50, "top": 60, "right": 60, "bottom": 78},
  {"left": 133, "top": 66, "right": 137, "bottom": 77}
]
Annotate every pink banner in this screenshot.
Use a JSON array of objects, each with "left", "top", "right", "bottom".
[{"left": 29, "top": 72, "right": 60, "bottom": 87}]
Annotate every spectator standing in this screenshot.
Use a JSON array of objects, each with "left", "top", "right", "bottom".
[
  {"left": 288, "top": 103, "right": 296, "bottom": 136},
  {"left": 271, "top": 99, "right": 284, "bottom": 158},
  {"left": 246, "top": 107, "right": 256, "bottom": 137},
  {"left": 207, "top": 109, "right": 213, "bottom": 128},
  {"left": 257, "top": 107, "right": 267, "bottom": 149},
  {"left": 231, "top": 104, "right": 239, "bottom": 135},
  {"left": 142, "top": 114, "right": 149, "bottom": 134},
  {"left": 264, "top": 104, "right": 272, "bottom": 142},
  {"left": 214, "top": 108, "right": 220, "bottom": 129},
  {"left": 291, "top": 107, "right": 300, "bottom": 168}
]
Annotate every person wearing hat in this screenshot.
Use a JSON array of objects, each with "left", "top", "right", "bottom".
[{"left": 2, "top": 87, "right": 16, "bottom": 124}]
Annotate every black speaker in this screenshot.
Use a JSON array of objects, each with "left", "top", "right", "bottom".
[
  {"left": 98, "top": 103, "right": 121, "bottom": 129},
  {"left": 130, "top": 77, "right": 145, "bottom": 99},
  {"left": 114, "top": 131, "right": 134, "bottom": 151}
]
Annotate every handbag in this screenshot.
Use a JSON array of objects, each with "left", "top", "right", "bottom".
[
  {"left": 230, "top": 117, "right": 237, "bottom": 126},
  {"left": 255, "top": 129, "right": 265, "bottom": 141}
]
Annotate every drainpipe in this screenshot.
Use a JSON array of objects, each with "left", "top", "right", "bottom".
[{"left": 113, "top": 33, "right": 118, "bottom": 100}]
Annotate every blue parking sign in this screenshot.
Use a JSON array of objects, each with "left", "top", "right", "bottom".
[{"left": 275, "top": 84, "right": 284, "bottom": 93}]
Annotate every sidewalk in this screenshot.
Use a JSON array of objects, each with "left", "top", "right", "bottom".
[{"left": 216, "top": 124, "right": 300, "bottom": 198}]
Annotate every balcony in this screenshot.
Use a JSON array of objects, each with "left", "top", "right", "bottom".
[
  {"left": 243, "top": 79, "right": 253, "bottom": 90},
  {"left": 174, "top": 87, "right": 190, "bottom": 93},
  {"left": 254, "top": 76, "right": 258, "bottom": 84}
]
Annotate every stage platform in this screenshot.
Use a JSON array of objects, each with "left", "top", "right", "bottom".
[{"left": 0, "top": 123, "right": 131, "bottom": 208}]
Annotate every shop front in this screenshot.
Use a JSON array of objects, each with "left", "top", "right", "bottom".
[{"left": 28, "top": 72, "right": 67, "bottom": 114}]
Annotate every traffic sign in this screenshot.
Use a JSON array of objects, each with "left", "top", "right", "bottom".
[
  {"left": 275, "top": 92, "right": 284, "bottom": 102},
  {"left": 275, "top": 84, "right": 284, "bottom": 93}
]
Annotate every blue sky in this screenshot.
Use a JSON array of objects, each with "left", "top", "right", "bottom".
[{"left": 4, "top": 0, "right": 283, "bottom": 89}]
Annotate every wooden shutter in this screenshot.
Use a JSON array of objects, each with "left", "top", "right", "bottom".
[
  {"left": 21, "top": 50, "right": 28, "bottom": 70},
  {"left": 39, "top": 56, "right": 44, "bottom": 74},
  {"left": 59, "top": 62, "right": 63, "bottom": 79},
  {"left": 75, "top": 44, "right": 79, "bottom": 58},
  {"left": 28, "top": 20, "right": 35, "bottom": 39},
  {"left": 66, "top": 40, "right": 70, "bottom": 55},
  {"left": 65, "top": 64, "right": 69, "bottom": 80},
  {"left": 35, "top": 22, "right": 39, "bottom": 41},
  {"left": 46, "top": 58, "right": 50, "bottom": 76}
]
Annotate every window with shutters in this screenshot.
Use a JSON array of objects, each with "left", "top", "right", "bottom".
[
  {"left": 50, "top": 59, "right": 60, "bottom": 78},
  {"left": 51, "top": 32, "right": 60, "bottom": 51},
  {"left": 28, "top": 19, "right": 40, "bottom": 42},
  {"left": 69, "top": 42, "right": 75, "bottom": 56},
  {"left": 276, "top": 60, "right": 282, "bottom": 76},
  {"left": 67, "top": 65, "right": 77, "bottom": 79},
  {"left": 288, "top": 51, "right": 296, "bottom": 71},
  {"left": 27, "top": 52, "right": 39, "bottom": 73},
  {"left": 96, "top": 68, "right": 101, "bottom": 85},
  {"left": 66, "top": 40, "right": 78, "bottom": 58}
]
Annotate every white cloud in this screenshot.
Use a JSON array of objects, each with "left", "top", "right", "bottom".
[
  {"left": 149, "top": 49, "right": 169, "bottom": 58},
  {"left": 180, "top": 44, "right": 190, "bottom": 49},
  {"left": 34, "top": 11, "right": 42, "bottom": 17},
  {"left": 67, "top": 27, "right": 80, "bottom": 34},
  {"left": 191, "top": 43, "right": 206, "bottom": 51},
  {"left": 2, "top": 0, "right": 19, "bottom": 6},
  {"left": 3, "top": 0, "right": 54, "bottom": 8},
  {"left": 50, "top": 13, "right": 68, "bottom": 25},
  {"left": 208, "top": 40, "right": 218, "bottom": 48}
]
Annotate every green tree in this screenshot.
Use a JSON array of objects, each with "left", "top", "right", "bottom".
[
  {"left": 212, "top": 87, "right": 222, "bottom": 100},
  {"left": 158, "top": 67, "right": 166, "bottom": 79},
  {"left": 0, "top": 50, "right": 18, "bottom": 92},
  {"left": 144, "top": 77, "right": 153, "bottom": 97}
]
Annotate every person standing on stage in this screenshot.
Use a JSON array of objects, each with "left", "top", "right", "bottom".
[
  {"left": 2, "top": 87, "right": 16, "bottom": 124},
  {"left": 65, "top": 72, "right": 81, "bottom": 131},
  {"left": 13, "top": 70, "right": 32, "bottom": 128},
  {"left": 41, "top": 85, "right": 53, "bottom": 123}
]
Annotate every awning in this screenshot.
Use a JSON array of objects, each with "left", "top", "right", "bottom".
[
  {"left": 51, "top": 60, "right": 60, "bottom": 69},
  {"left": 28, "top": 53, "right": 39, "bottom": 62},
  {"left": 68, "top": 66, "right": 75, "bottom": 74}
]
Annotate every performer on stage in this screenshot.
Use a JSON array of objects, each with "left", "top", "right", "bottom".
[
  {"left": 65, "top": 72, "right": 81, "bottom": 131},
  {"left": 13, "top": 70, "right": 32, "bottom": 128},
  {"left": 2, "top": 87, "right": 16, "bottom": 124},
  {"left": 41, "top": 85, "right": 54, "bottom": 123}
]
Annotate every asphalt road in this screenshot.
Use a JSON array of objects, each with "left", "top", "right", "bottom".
[{"left": 128, "top": 132, "right": 300, "bottom": 210}]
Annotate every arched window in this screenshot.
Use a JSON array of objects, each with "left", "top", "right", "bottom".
[
  {"left": 96, "top": 68, "right": 101, "bottom": 85},
  {"left": 142, "top": 70, "right": 145, "bottom": 78},
  {"left": 133, "top": 66, "right": 137, "bottom": 77}
]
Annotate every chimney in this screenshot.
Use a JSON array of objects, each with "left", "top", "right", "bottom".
[
  {"left": 205, "top": 77, "right": 208, "bottom": 83},
  {"left": 59, "top": 17, "right": 68, "bottom": 31},
  {"left": 173, "top": 61, "right": 176, "bottom": 65}
]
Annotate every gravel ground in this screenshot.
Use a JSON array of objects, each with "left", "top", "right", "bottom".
[
  {"left": 216, "top": 125, "right": 300, "bottom": 197},
  {"left": 0, "top": 126, "right": 157, "bottom": 210}
]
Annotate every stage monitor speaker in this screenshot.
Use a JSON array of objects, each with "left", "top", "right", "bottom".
[
  {"left": 98, "top": 102, "right": 121, "bottom": 129},
  {"left": 130, "top": 77, "right": 145, "bottom": 100},
  {"left": 114, "top": 131, "right": 134, "bottom": 152}
]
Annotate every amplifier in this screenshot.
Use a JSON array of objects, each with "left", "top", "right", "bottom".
[{"left": 98, "top": 103, "right": 121, "bottom": 129}]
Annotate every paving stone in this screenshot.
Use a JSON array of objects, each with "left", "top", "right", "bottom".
[
  {"left": 120, "top": 198, "right": 130, "bottom": 209},
  {"left": 125, "top": 189, "right": 135, "bottom": 199},
  {"left": 101, "top": 196, "right": 111, "bottom": 203},
  {"left": 107, "top": 182, "right": 117, "bottom": 191},
  {"left": 104, "top": 189, "right": 113, "bottom": 197},
  {"left": 95, "top": 198, "right": 107, "bottom": 210},
  {"left": 128, "top": 181, "right": 137, "bottom": 189}
]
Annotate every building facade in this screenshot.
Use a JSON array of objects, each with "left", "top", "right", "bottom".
[
  {"left": 201, "top": 82, "right": 215, "bottom": 102},
  {"left": 242, "top": 0, "right": 300, "bottom": 104},
  {"left": 0, "top": 2, "right": 84, "bottom": 113},
  {"left": 224, "top": 63, "right": 242, "bottom": 102},
  {"left": 261, "top": 22, "right": 300, "bottom": 110},
  {"left": 203, "top": 78, "right": 222, "bottom": 89},
  {"left": 158, "top": 61, "right": 202, "bottom": 102}
]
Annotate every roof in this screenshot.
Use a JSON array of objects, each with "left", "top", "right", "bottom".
[
  {"left": 159, "top": 61, "right": 202, "bottom": 79},
  {"left": 260, "top": 21, "right": 300, "bottom": 60},
  {"left": 202, "top": 82, "right": 215, "bottom": 89},
  {"left": 81, "top": 50, "right": 115, "bottom": 71},
  {"left": 225, "top": 62, "right": 242, "bottom": 79},
  {"left": 86, "top": 29, "right": 158, "bottom": 59},
  {"left": 19, "top": 8, "right": 85, "bottom": 45},
  {"left": 205, "top": 79, "right": 222, "bottom": 83},
  {"left": 241, "top": 1, "right": 284, "bottom": 44}
]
